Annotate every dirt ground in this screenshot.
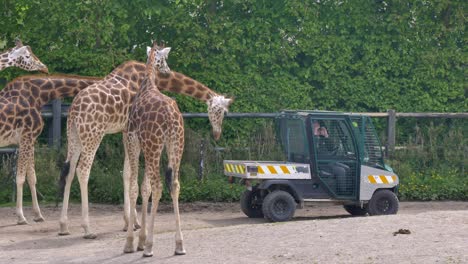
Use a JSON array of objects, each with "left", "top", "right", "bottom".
[{"left": 0, "top": 201, "right": 467, "bottom": 264}]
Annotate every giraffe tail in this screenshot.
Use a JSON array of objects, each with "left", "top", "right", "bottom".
[
  {"left": 57, "top": 161, "right": 71, "bottom": 200},
  {"left": 165, "top": 167, "right": 173, "bottom": 194}
]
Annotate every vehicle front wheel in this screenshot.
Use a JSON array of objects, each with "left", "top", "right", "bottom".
[
  {"left": 367, "top": 189, "right": 399, "bottom": 216},
  {"left": 343, "top": 205, "right": 368, "bottom": 216},
  {"left": 262, "top": 190, "right": 296, "bottom": 222},
  {"left": 240, "top": 190, "right": 264, "bottom": 218}
]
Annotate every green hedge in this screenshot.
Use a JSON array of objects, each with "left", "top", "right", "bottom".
[{"left": 398, "top": 170, "right": 467, "bottom": 201}]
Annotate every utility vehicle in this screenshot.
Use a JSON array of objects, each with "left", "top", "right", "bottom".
[{"left": 224, "top": 110, "right": 399, "bottom": 222}]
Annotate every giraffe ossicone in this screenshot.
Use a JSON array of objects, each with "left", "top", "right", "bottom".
[{"left": 0, "top": 38, "right": 48, "bottom": 73}]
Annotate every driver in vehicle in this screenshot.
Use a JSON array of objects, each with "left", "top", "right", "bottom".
[{"left": 313, "top": 121, "right": 329, "bottom": 138}]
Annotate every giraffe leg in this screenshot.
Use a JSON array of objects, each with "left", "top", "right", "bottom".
[
  {"left": 143, "top": 176, "right": 163, "bottom": 258},
  {"left": 76, "top": 149, "right": 99, "bottom": 239},
  {"left": 171, "top": 174, "right": 185, "bottom": 255},
  {"left": 15, "top": 146, "right": 28, "bottom": 225},
  {"left": 59, "top": 125, "right": 81, "bottom": 235},
  {"left": 168, "top": 140, "right": 186, "bottom": 255},
  {"left": 122, "top": 143, "right": 140, "bottom": 232},
  {"left": 25, "top": 145, "right": 44, "bottom": 222},
  {"left": 137, "top": 175, "right": 151, "bottom": 251},
  {"left": 123, "top": 133, "right": 140, "bottom": 253}
]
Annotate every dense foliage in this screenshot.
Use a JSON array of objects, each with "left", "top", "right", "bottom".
[
  {"left": 0, "top": 1, "right": 466, "bottom": 203},
  {"left": 1, "top": 1, "right": 465, "bottom": 114}
]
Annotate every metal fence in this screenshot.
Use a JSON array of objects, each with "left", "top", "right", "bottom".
[
  {"left": 0, "top": 100, "right": 468, "bottom": 201},
  {"left": 1, "top": 100, "right": 467, "bottom": 156}
]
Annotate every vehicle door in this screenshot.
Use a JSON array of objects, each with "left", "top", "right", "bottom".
[{"left": 307, "top": 115, "right": 360, "bottom": 200}]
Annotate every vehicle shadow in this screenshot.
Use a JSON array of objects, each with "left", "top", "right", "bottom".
[
  {"left": 203, "top": 213, "right": 357, "bottom": 228},
  {"left": 292, "top": 214, "right": 355, "bottom": 221}
]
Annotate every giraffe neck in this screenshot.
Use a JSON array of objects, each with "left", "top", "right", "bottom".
[
  {"left": 103, "top": 61, "right": 147, "bottom": 94},
  {"left": 101, "top": 61, "right": 220, "bottom": 103},
  {"left": 1, "top": 75, "right": 101, "bottom": 107},
  {"left": 155, "top": 71, "right": 219, "bottom": 103}
]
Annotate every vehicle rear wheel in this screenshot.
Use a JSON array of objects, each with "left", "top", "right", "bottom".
[
  {"left": 240, "top": 190, "right": 264, "bottom": 218},
  {"left": 367, "top": 189, "right": 399, "bottom": 216},
  {"left": 262, "top": 190, "right": 296, "bottom": 222},
  {"left": 343, "top": 205, "right": 368, "bottom": 216}
]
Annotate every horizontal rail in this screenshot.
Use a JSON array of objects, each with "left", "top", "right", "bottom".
[
  {"left": 0, "top": 148, "right": 16, "bottom": 154},
  {"left": 183, "top": 113, "right": 278, "bottom": 118},
  {"left": 396, "top": 112, "right": 468, "bottom": 118}
]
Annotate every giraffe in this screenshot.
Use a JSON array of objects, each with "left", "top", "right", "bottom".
[
  {"left": 0, "top": 38, "right": 48, "bottom": 73},
  {"left": 59, "top": 50, "right": 233, "bottom": 238},
  {"left": 123, "top": 42, "right": 185, "bottom": 257},
  {"left": 0, "top": 74, "right": 101, "bottom": 224}
]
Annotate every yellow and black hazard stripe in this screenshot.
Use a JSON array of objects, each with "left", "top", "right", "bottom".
[
  {"left": 256, "top": 165, "right": 295, "bottom": 175},
  {"left": 367, "top": 175, "right": 397, "bottom": 184},
  {"left": 224, "top": 163, "right": 246, "bottom": 174}
]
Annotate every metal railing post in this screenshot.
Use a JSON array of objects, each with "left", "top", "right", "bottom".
[
  {"left": 49, "top": 99, "right": 62, "bottom": 149},
  {"left": 386, "top": 109, "right": 396, "bottom": 157}
]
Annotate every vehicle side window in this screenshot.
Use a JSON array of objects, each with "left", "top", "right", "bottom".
[{"left": 278, "top": 118, "right": 309, "bottom": 162}]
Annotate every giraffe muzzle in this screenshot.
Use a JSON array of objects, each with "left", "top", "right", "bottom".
[{"left": 213, "top": 130, "right": 221, "bottom": 141}]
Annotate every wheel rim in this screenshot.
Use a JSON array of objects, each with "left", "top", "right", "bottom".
[
  {"left": 376, "top": 198, "right": 391, "bottom": 213},
  {"left": 273, "top": 199, "right": 288, "bottom": 215}
]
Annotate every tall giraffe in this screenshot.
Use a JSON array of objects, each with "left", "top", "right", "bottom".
[
  {"left": 0, "top": 39, "right": 48, "bottom": 73},
  {"left": 59, "top": 51, "right": 233, "bottom": 238},
  {"left": 0, "top": 74, "right": 101, "bottom": 224},
  {"left": 123, "top": 42, "right": 185, "bottom": 257}
]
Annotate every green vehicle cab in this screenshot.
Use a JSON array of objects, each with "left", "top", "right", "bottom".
[{"left": 224, "top": 110, "right": 399, "bottom": 222}]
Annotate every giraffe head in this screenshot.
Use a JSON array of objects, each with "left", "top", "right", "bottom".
[
  {"left": 6, "top": 39, "right": 48, "bottom": 73},
  {"left": 146, "top": 42, "right": 171, "bottom": 75},
  {"left": 208, "top": 95, "right": 234, "bottom": 140}
]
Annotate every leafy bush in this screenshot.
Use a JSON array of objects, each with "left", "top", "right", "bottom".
[{"left": 398, "top": 170, "right": 467, "bottom": 201}]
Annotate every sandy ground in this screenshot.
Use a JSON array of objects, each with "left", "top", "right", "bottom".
[{"left": 0, "top": 201, "right": 467, "bottom": 264}]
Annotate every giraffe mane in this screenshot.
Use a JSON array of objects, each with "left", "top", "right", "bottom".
[{"left": 9, "top": 74, "right": 102, "bottom": 83}]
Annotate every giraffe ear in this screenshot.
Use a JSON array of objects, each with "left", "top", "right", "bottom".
[
  {"left": 15, "top": 38, "right": 23, "bottom": 47},
  {"left": 227, "top": 97, "right": 234, "bottom": 106},
  {"left": 159, "top": 47, "right": 171, "bottom": 59},
  {"left": 146, "top": 46, "right": 152, "bottom": 57}
]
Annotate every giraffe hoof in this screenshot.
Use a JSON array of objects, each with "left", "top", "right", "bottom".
[
  {"left": 143, "top": 252, "right": 153, "bottom": 257},
  {"left": 33, "top": 216, "right": 45, "bottom": 222},
  {"left": 122, "top": 227, "right": 128, "bottom": 232},
  {"left": 83, "top": 233, "right": 97, "bottom": 239},
  {"left": 17, "top": 219, "right": 28, "bottom": 225},
  {"left": 137, "top": 246, "right": 144, "bottom": 251},
  {"left": 58, "top": 231, "right": 71, "bottom": 236},
  {"left": 123, "top": 247, "right": 135, "bottom": 254},
  {"left": 175, "top": 240, "right": 185, "bottom": 255},
  {"left": 175, "top": 249, "right": 186, "bottom": 256}
]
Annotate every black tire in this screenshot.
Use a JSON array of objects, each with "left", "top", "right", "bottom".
[
  {"left": 367, "top": 189, "right": 399, "bottom": 216},
  {"left": 240, "top": 190, "right": 264, "bottom": 218},
  {"left": 343, "top": 205, "right": 368, "bottom": 216},
  {"left": 262, "top": 190, "right": 296, "bottom": 222}
]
